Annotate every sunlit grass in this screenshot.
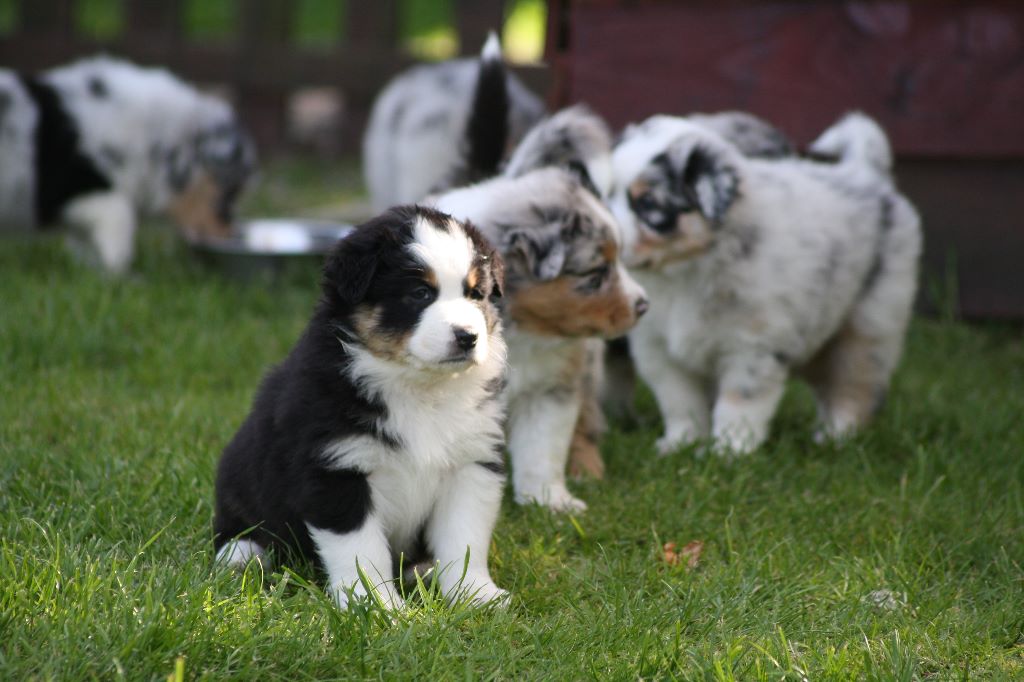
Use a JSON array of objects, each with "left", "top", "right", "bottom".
[{"left": 1, "top": 158, "right": 1022, "bottom": 678}]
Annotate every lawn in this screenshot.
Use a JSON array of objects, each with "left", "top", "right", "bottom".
[{"left": 2, "top": 158, "right": 1023, "bottom": 680}]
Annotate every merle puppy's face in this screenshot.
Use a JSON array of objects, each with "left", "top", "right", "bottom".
[
  {"left": 324, "top": 206, "right": 504, "bottom": 369},
  {"left": 610, "top": 123, "right": 740, "bottom": 269},
  {"left": 167, "top": 123, "right": 256, "bottom": 240},
  {"left": 501, "top": 189, "right": 648, "bottom": 339}
]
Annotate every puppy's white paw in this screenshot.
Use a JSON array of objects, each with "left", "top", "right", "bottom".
[
  {"left": 656, "top": 435, "right": 684, "bottom": 457},
  {"left": 515, "top": 484, "right": 588, "bottom": 513},
  {"left": 464, "top": 580, "right": 510, "bottom": 607},
  {"left": 332, "top": 580, "right": 403, "bottom": 611},
  {"left": 710, "top": 432, "right": 758, "bottom": 458},
  {"left": 656, "top": 423, "right": 703, "bottom": 457}
]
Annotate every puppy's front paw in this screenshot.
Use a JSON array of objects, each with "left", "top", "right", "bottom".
[
  {"left": 656, "top": 423, "right": 703, "bottom": 457},
  {"left": 332, "top": 580, "right": 403, "bottom": 611},
  {"left": 655, "top": 435, "right": 683, "bottom": 457},
  {"left": 710, "top": 431, "right": 759, "bottom": 458},
  {"left": 515, "top": 484, "right": 588, "bottom": 513},
  {"left": 466, "top": 581, "right": 510, "bottom": 607}
]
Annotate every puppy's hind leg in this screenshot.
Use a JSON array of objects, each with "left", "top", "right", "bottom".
[
  {"left": 215, "top": 538, "right": 267, "bottom": 569},
  {"left": 62, "top": 192, "right": 137, "bottom": 275},
  {"left": 568, "top": 339, "right": 608, "bottom": 480},
  {"left": 806, "top": 216, "right": 919, "bottom": 441}
]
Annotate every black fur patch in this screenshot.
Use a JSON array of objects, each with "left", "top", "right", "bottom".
[
  {"left": 463, "top": 51, "right": 509, "bottom": 180},
  {"left": 87, "top": 76, "right": 108, "bottom": 99},
  {"left": 860, "top": 196, "right": 894, "bottom": 295},
  {"left": 477, "top": 459, "right": 506, "bottom": 476},
  {"left": 20, "top": 75, "right": 111, "bottom": 226}
]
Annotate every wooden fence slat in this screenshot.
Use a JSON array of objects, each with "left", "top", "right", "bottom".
[
  {"left": 124, "top": 0, "right": 182, "bottom": 37},
  {"left": 347, "top": 0, "right": 398, "bottom": 48},
  {"left": 456, "top": 0, "right": 505, "bottom": 54},
  {"left": 237, "top": 0, "right": 294, "bottom": 150},
  {"left": 17, "top": 0, "right": 74, "bottom": 35}
]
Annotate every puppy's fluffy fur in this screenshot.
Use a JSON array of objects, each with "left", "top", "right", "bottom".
[
  {"left": 609, "top": 112, "right": 921, "bottom": 455},
  {"left": 363, "top": 34, "right": 545, "bottom": 211},
  {"left": 0, "top": 56, "right": 255, "bottom": 273},
  {"left": 214, "top": 206, "right": 509, "bottom": 608},
  {"left": 432, "top": 158, "right": 647, "bottom": 511}
]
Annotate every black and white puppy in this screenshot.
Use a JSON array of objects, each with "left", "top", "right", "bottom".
[
  {"left": 214, "top": 206, "right": 509, "bottom": 609},
  {"left": 363, "top": 33, "right": 545, "bottom": 211},
  {"left": 0, "top": 56, "right": 255, "bottom": 273},
  {"left": 609, "top": 112, "right": 921, "bottom": 455}
]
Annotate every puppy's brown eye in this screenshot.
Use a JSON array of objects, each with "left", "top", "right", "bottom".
[
  {"left": 468, "top": 287, "right": 485, "bottom": 301},
  {"left": 579, "top": 264, "right": 610, "bottom": 292},
  {"left": 408, "top": 286, "right": 435, "bottom": 303}
]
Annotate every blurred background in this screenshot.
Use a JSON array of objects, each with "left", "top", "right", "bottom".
[{"left": 0, "top": 0, "right": 1021, "bottom": 318}]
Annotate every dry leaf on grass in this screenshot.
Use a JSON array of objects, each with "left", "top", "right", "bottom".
[{"left": 662, "top": 540, "right": 704, "bottom": 570}]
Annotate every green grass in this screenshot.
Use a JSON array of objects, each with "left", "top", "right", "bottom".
[{"left": 2, "top": 159, "right": 1024, "bottom": 679}]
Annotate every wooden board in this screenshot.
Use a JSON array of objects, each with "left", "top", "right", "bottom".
[{"left": 555, "top": 0, "right": 1024, "bottom": 157}]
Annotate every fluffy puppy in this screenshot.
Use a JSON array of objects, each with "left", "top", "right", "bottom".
[
  {"left": 503, "top": 104, "right": 615, "bottom": 198},
  {"left": 608, "top": 112, "right": 921, "bottom": 455},
  {"left": 598, "top": 110, "right": 796, "bottom": 418},
  {"left": 432, "top": 167, "right": 647, "bottom": 511},
  {"left": 363, "top": 34, "right": 545, "bottom": 211},
  {"left": 498, "top": 105, "right": 620, "bottom": 481},
  {"left": 0, "top": 56, "right": 255, "bottom": 273},
  {"left": 686, "top": 111, "right": 795, "bottom": 159},
  {"left": 214, "top": 206, "right": 509, "bottom": 609}
]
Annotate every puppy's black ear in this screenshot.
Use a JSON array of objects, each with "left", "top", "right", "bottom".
[
  {"left": 674, "top": 143, "right": 739, "bottom": 223},
  {"left": 505, "top": 229, "right": 566, "bottom": 281},
  {"left": 566, "top": 160, "right": 601, "bottom": 198},
  {"left": 322, "top": 229, "right": 381, "bottom": 307},
  {"left": 485, "top": 250, "right": 504, "bottom": 301}
]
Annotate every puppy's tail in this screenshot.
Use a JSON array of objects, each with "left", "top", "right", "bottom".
[
  {"left": 503, "top": 104, "right": 614, "bottom": 197},
  {"left": 462, "top": 31, "right": 509, "bottom": 181},
  {"left": 807, "top": 111, "right": 893, "bottom": 174}
]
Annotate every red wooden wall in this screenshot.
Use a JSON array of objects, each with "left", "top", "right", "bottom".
[{"left": 548, "top": 0, "right": 1024, "bottom": 318}]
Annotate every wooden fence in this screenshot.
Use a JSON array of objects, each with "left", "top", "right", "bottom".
[{"left": 0, "top": 0, "right": 551, "bottom": 151}]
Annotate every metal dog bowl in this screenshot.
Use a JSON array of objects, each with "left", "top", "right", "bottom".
[{"left": 190, "top": 219, "right": 354, "bottom": 279}]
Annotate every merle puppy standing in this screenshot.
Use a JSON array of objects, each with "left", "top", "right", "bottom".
[{"left": 214, "top": 206, "right": 509, "bottom": 609}]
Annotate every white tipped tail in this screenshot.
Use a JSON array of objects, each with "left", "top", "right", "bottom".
[
  {"left": 808, "top": 111, "right": 893, "bottom": 174},
  {"left": 481, "top": 30, "right": 502, "bottom": 61}
]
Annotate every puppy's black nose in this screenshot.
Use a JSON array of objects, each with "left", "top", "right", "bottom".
[
  {"left": 453, "top": 328, "right": 478, "bottom": 351},
  {"left": 635, "top": 297, "right": 650, "bottom": 317}
]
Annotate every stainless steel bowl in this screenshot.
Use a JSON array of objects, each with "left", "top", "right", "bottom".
[{"left": 190, "top": 219, "right": 354, "bottom": 279}]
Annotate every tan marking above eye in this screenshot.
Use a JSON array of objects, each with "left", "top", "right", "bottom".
[
  {"left": 627, "top": 178, "right": 651, "bottom": 202},
  {"left": 423, "top": 268, "right": 439, "bottom": 290},
  {"left": 466, "top": 267, "right": 479, "bottom": 291},
  {"left": 600, "top": 239, "right": 618, "bottom": 264}
]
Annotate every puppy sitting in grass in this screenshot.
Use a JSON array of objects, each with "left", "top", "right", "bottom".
[{"left": 214, "top": 206, "right": 509, "bottom": 609}]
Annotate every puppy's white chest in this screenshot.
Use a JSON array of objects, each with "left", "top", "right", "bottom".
[
  {"left": 369, "top": 462, "right": 446, "bottom": 548},
  {"left": 636, "top": 270, "right": 717, "bottom": 370}
]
